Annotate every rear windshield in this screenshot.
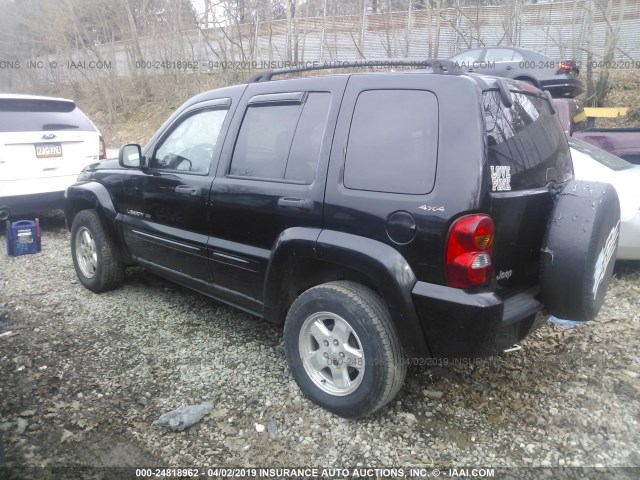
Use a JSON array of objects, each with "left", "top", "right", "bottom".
[
  {"left": 0, "top": 99, "right": 95, "bottom": 132},
  {"left": 483, "top": 91, "right": 572, "bottom": 191},
  {"left": 568, "top": 137, "right": 633, "bottom": 171}
]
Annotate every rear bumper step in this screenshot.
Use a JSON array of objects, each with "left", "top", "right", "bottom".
[{"left": 411, "top": 282, "right": 545, "bottom": 359}]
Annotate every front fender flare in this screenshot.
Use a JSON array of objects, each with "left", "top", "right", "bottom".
[{"left": 65, "top": 182, "right": 130, "bottom": 263}]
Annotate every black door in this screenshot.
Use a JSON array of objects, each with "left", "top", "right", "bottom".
[
  {"left": 207, "top": 76, "right": 348, "bottom": 310},
  {"left": 120, "top": 98, "right": 232, "bottom": 283}
]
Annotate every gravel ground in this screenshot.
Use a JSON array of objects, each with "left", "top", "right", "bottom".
[{"left": 1, "top": 213, "right": 639, "bottom": 478}]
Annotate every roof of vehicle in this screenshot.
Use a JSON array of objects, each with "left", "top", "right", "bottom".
[
  {"left": 247, "top": 63, "right": 535, "bottom": 93},
  {"left": 0, "top": 93, "right": 75, "bottom": 104},
  {"left": 451, "top": 46, "right": 548, "bottom": 60},
  {"left": 490, "top": 46, "right": 545, "bottom": 55},
  {"left": 154, "top": 68, "right": 545, "bottom": 131},
  {"left": 246, "top": 59, "right": 459, "bottom": 83}
]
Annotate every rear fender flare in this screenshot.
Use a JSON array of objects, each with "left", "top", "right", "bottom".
[
  {"left": 264, "top": 228, "right": 431, "bottom": 358},
  {"left": 263, "top": 227, "right": 322, "bottom": 319},
  {"left": 316, "top": 231, "right": 430, "bottom": 358}
]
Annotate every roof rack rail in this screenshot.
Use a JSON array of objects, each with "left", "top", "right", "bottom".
[{"left": 246, "top": 59, "right": 460, "bottom": 83}]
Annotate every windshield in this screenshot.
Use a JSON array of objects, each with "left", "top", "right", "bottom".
[
  {"left": 0, "top": 98, "right": 95, "bottom": 132},
  {"left": 483, "top": 90, "right": 573, "bottom": 190}
]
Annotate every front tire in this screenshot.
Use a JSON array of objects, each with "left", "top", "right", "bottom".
[
  {"left": 284, "top": 281, "right": 406, "bottom": 418},
  {"left": 70, "top": 209, "right": 125, "bottom": 292}
]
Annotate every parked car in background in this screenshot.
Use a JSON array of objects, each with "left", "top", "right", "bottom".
[
  {"left": 449, "top": 46, "right": 581, "bottom": 98},
  {"left": 569, "top": 137, "right": 640, "bottom": 260},
  {"left": 0, "top": 94, "right": 106, "bottom": 220},
  {"left": 556, "top": 98, "right": 640, "bottom": 165}
]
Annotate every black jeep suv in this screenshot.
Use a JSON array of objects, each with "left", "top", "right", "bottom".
[{"left": 65, "top": 60, "right": 620, "bottom": 418}]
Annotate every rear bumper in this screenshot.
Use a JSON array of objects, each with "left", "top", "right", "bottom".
[
  {"left": 0, "top": 191, "right": 65, "bottom": 217},
  {"left": 412, "top": 282, "right": 546, "bottom": 359},
  {"left": 540, "top": 77, "right": 582, "bottom": 98},
  {"left": 0, "top": 175, "right": 78, "bottom": 217}
]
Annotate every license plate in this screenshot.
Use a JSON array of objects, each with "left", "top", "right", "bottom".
[{"left": 35, "top": 143, "right": 62, "bottom": 158}]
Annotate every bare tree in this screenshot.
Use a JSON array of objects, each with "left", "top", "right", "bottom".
[{"left": 593, "top": 0, "right": 627, "bottom": 106}]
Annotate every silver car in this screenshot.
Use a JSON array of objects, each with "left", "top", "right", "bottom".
[{"left": 449, "top": 46, "right": 581, "bottom": 98}]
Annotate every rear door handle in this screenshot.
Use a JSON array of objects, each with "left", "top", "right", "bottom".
[
  {"left": 175, "top": 185, "right": 201, "bottom": 196},
  {"left": 277, "top": 197, "right": 314, "bottom": 211},
  {"left": 506, "top": 65, "right": 514, "bottom": 70}
]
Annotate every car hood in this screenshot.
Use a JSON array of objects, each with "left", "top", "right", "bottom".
[{"left": 571, "top": 147, "right": 640, "bottom": 222}]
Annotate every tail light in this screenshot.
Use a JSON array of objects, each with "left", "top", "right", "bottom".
[
  {"left": 558, "top": 61, "right": 575, "bottom": 73},
  {"left": 445, "top": 214, "right": 495, "bottom": 288},
  {"left": 99, "top": 135, "right": 107, "bottom": 161}
]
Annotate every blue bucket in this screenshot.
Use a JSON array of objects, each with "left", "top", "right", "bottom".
[{"left": 6, "top": 219, "right": 41, "bottom": 256}]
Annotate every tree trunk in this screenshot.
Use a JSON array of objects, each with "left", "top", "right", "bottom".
[
  {"left": 585, "top": 0, "right": 595, "bottom": 104},
  {"left": 286, "top": 0, "right": 292, "bottom": 62}
]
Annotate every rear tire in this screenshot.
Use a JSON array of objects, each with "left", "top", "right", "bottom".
[
  {"left": 71, "top": 209, "right": 125, "bottom": 293},
  {"left": 284, "top": 281, "right": 406, "bottom": 418},
  {"left": 540, "top": 180, "right": 620, "bottom": 321}
]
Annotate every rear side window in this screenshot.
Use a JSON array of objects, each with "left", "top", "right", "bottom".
[
  {"left": 230, "top": 92, "right": 331, "bottom": 183},
  {"left": 0, "top": 99, "right": 96, "bottom": 132},
  {"left": 451, "top": 49, "right": 483, "bottom": 64},
  {"left": 344, "top": 90, "right": 438, "bottom": 195},
  {"left": 484, "top": 91, "right": 572, "bottom": 191},
  {"left": 485, "top": 49, "right": 522, "bottom": 62}
]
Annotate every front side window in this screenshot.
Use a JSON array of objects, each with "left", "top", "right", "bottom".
[
  {"left": 152, "top": 108, "right": 228, "bottom": 174},
  {"left": 344, "top": 89, "right": 438, "bottom": 195}
]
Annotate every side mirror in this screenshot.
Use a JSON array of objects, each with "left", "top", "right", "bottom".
[{"left": 119, "top": 144, "right": 144, "bottom": 168}]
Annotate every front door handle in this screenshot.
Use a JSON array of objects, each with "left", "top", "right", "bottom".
[
  {"left": 277, "top": 197, "right": 314, "bottom": 211},
  {"left": 175, "top": 185, "right": 201, "bottom": 196},
  {"left": 506, "top": 65, "right": 514, "bottom": 70}
]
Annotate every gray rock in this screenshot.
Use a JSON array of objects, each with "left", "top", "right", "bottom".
[
  {"left": 16, "top": 418, "right": 28, "bottom": 435},
  {"left": 152, "top": 402, "right": 214, "bottom": 432},
  {"left": 423, "top": 390, "right": 444, "bottom": 400},
  {"left": 268, "top": 417, "right": 278, "bottom": 440}
]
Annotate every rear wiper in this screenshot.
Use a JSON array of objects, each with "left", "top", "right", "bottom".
[{"left": 541, "top": 90, "right": 557, "bottom": 114}]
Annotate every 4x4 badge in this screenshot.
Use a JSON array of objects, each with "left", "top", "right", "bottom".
[{"left": 419, "top": 205, "right": 445, "bottom": 212}]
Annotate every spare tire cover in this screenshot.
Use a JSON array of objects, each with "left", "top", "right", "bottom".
[{"left": 540, "top": 180, "right": 620, "bottom": 321}]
